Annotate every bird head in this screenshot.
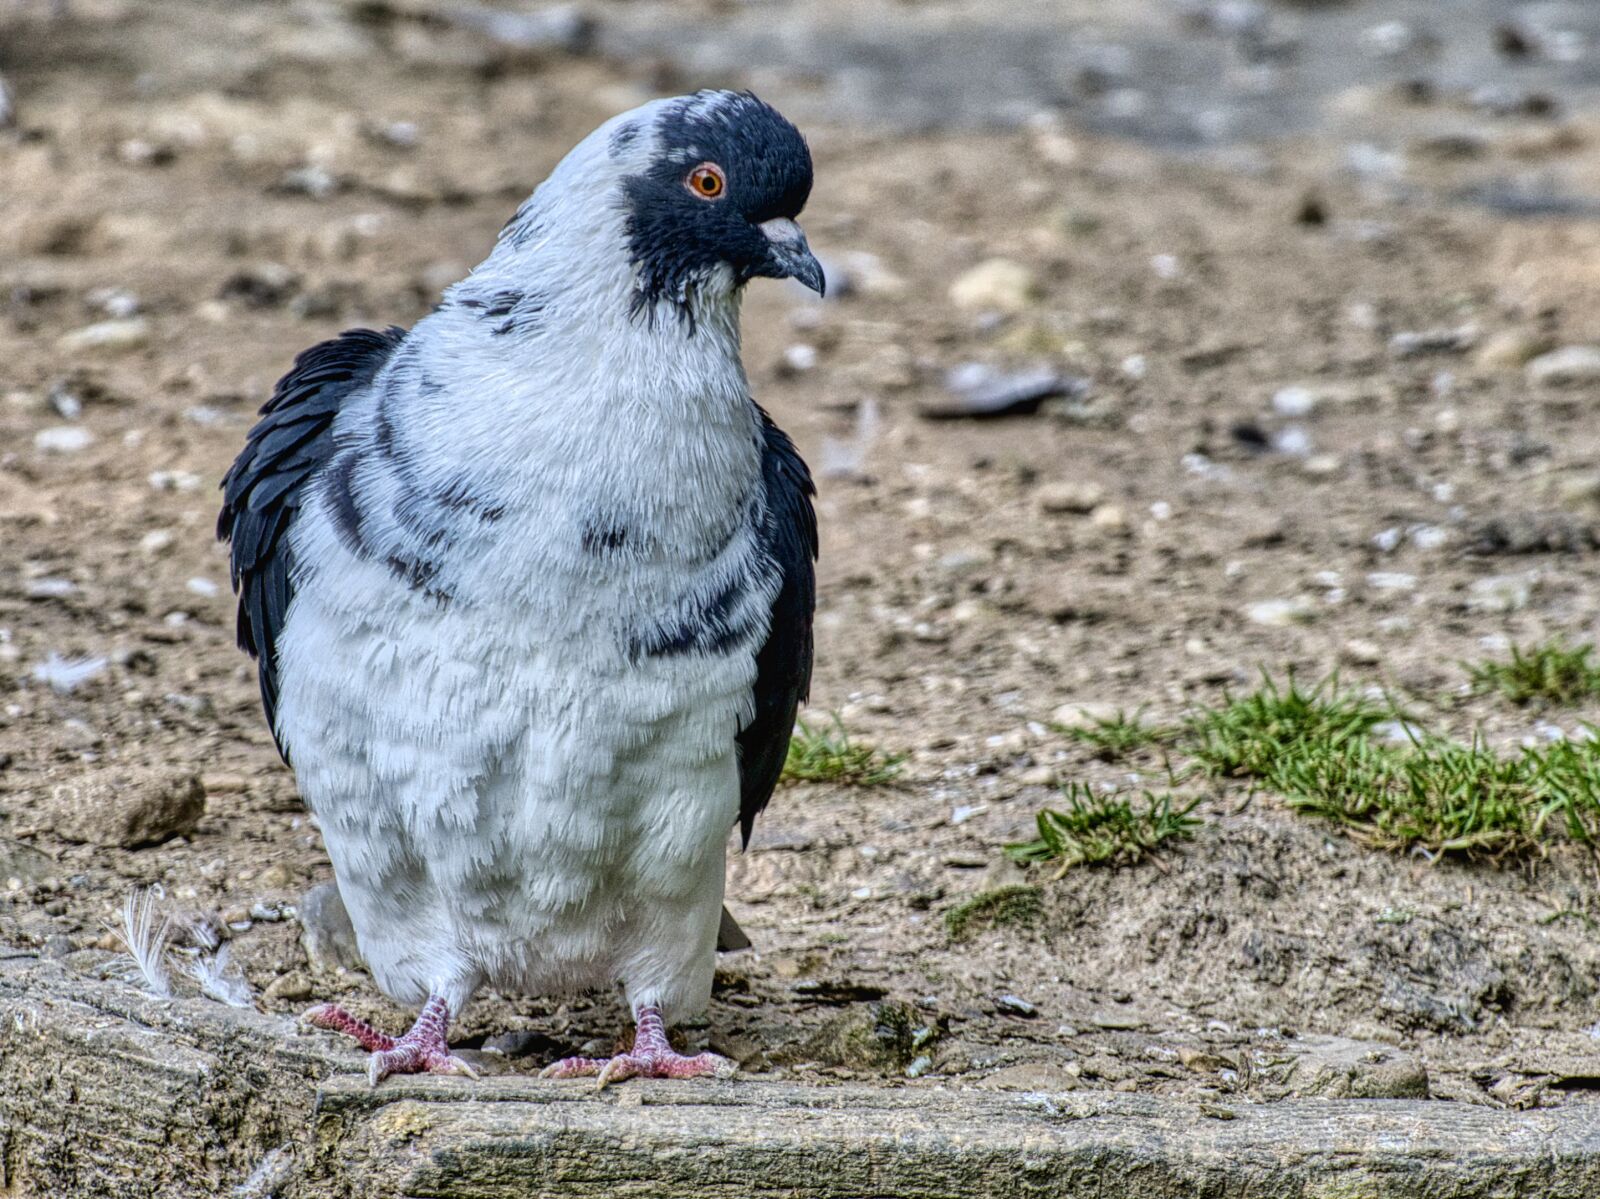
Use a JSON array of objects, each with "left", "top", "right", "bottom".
[
  {"left": 616, "top": 91, "right": 822, "bottom": 313},
  {"left": 495, "top": 91, "right": 821, "bottom": 325}
]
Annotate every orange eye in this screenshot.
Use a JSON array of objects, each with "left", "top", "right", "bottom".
[{"left": 687, "top": 163, "right": 726, "bottom": 200}]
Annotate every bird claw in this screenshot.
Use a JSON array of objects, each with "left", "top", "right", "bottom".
[
  {"left": 540, "top": 1050, "right": 737, "bottom": 1089},
  {"left": 304, "top": 994, "right": 476, "bottom": 1086},
  {"left": 368, "top": 1046, "right": 480, "bottom": 1087}
]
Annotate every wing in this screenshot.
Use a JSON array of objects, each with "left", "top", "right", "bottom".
[
  {"left": 217, "top": 326, "right": 405, "bottom": 758},
  {"left": 736, "top": 410, "right": 818, "bottom": 846}
]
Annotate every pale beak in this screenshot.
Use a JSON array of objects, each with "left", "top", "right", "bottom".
[{"left": 757, "top": 217, "right": 825, "bottom": 297}]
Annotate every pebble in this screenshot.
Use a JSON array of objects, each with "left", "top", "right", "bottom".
[
  {"left": 262, "top": 973, "right": 314, "bottom": 1004},
  {"left": 278, "top": 164, "right": 338, "bottom": 199},
  {"left": 34, "top": 426, "right": 95, "bottom": 454},
  {"left": 46, "top": 768, "right": 206, "bottom": 848},
  {"left": 1271, "top": 385, "right": 1317, "bottom": 418},
  {"left": 140, "top": 529, "right": 176, "bottom": 555},
  {"left": 1410, "top": 525, "right": 1449, "bottom": 552},
  {"left": 923, "top": 363, "right": 1085, "bottom": 420},
  {"left": 997, "top": 994, "right": 1039, "bottom": 1017},
  {"left": 185, "top": 577, "right": 220, "bottom": 598},
  {"left": 838, "top": 250, "right": 907, "bottom": 298},
  {"left": 779, "top": 343, "right": 818, "bottom": 374},
  {"left": 298, "top": 880, "right": 364, "bottom": 973},
  {"left": 1388, "top": 326, "right": 1475, "bottom": 358},
  {"left": 1302, "top": 454, "right": 1343, "bottom": 478},
  {"left": 948, "top": 258, "right": 1039, "bottom": 313},
  {"left": 1467, "top": 573, "right": 1535, "bottom": 613},
  {"left": 1342, "top": 639, "right": 1382, "bottom": 665},
  {"left": 1474, "top": 329, "right": 1549, "bottom": 370},
  {"left": 1049, "top": 701, "right": 1121, "bottom": 729},
  {"left": 1089, "top": 504, "right": 1128, "bottom": 533},
  {"left": 1244, "top": 596, "right": 1316, "bottom": 626},
  {"left": 149, "top": 470, "right": 203, "bottom": 492},
  {"left": 26, "top": 578, "right": 77, "bottom": 599},
  {"left": 1285, "top": 1035, "right": 1427, "bottom": 1099},
  {"left": 1365, "top": 571, "right": 1416, "bottom": 592},
  {"left": 57, "top": 318, "right": 150, "bottom": 355},
  {"left": 1036, "top": 481, "right": 1104, "bottom": 514},
  {"left": 1526, "top": 345, "right": 1600, "bottom": 386}
]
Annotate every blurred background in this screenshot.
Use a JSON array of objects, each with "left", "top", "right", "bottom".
[{"left": 2, "top": 0, "right": 1600, "bottom": 1105}]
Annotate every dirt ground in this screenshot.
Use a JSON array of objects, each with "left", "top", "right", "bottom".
[{"left": 2, "top": 0, "right": 1600, "bottom": 1111}]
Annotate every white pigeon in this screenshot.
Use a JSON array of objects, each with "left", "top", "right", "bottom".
[{"left": 219, "top": 90, "right": 820, "bottom": 1086}]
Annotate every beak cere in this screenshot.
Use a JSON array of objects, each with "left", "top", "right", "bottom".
[{"left": 758, "top": 217, "right": 825, "bottom": 297}]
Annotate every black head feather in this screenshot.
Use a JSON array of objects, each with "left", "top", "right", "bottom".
[{"left": 623, "top": 91, "right": 815, "bottom": 318}]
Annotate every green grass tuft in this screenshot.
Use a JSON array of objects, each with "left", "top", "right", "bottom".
[
  {"left": 943, "top": 884, "right": 1044, "bottom": 942},
  {"left": 782, "top": 716, "right": 905, "bottom": 786},
  {"left": 1179, "top": 675, "right": 1600, "bottom": 859},
  {"left": 1184, "top": 673, "right": 1395, "bottom": 781},
  {"left": 1467, "top": 639, "right": 1600, "bottom": 707},
  {"left": 1006, "top": 784, "right": 1202, "bottom": 878},
  {"left": 1055, "top": 708, "right": 1175, "bottom": 760}
]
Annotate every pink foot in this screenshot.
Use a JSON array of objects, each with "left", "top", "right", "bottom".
[
  {"left": 304, "top": 994, "right": 478, "bottom": 1086},
  {"left": 539, "top": 1005, "right": 737, "bottom": 1089}
]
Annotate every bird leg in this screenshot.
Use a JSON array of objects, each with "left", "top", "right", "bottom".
[
  {"left": 539, "top": 1005, "right": 737, "bottom": 1089},
  {"left": 304, "top": 994, "right": 478, "bottom": 1086}
]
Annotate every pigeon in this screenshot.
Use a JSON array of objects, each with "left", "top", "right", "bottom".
[{"left": 218, "top": 90, "right": 820, "bottom": 1086}]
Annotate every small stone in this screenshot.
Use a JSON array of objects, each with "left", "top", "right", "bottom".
[
  {"left": 975, "top": 1062, "right": 1080, "bottom": 1091},
  {"left": 1342, "top": 639, "right": 1382, "bottom": 665},
  {"left": 1285, "top": 1035, "right": 1427, "bottom": 1099},
  {"left": 1089, "top": 504, "right": 1128, "bottom": 533},
  {"left": 1475, "top": 329, "right": 1549, "bottom": 370},
  {"left": 57, "top": 318, "right": 150, "bottom": 355},
  {"left": 263, "top": 973, "right": 315, "bottom": 1004},
  {"left": 1389, "top": 326, "right": 1475, "bottom": 358},
  {"left": 0, "top": 839, "right": 56, "bottom": 889},
  {"left": 949, "top": 258, "right": 1039, "bottom": 313},
  {"left": 298, "top": 881, "right": 364, "bottom": 973},
  {"left": 1302, "top": 454, "right": 1343, "bottom": 478},
  {"left": 799, "top": 1001, "right": 931, "bottom": 1072},
  {"left": 996, "top": 993, "right": 1038, "bottom": 1017},
  {"left": 1036, "top": 482, "right": 1104, "bottom": 514},
  {"left": 1177, "top": 1046, "right": 1232, "bottom": 1072},
  {"left": 923, "top": 363, "right": 1085, "bottom": 420},
  {"left": 1271, "top": 385, "right": 1317, "bottom": 418},
  {"left": 140, "top": 530, "right": 175, "bottom": 555},
  {"left": 1090, "top": 1011, "right": 1145, "bottom": 1031},
  {"left": 839, "top": 250, "right": 907, "bottom": 298},
  {"left": 257, "top": 863, "right": 294, "bottom": 889},
  {"left": 778, "top": 344, "right": 818, "bottom": 375},
  {"left": 278, "top": 164, "right": 338, "bottom": 199},
  {"left": 1527, "top": 345, "right": 1600, "bottom": 386},
  {"left": 47, "top": 768, "right": 205, "bottom": 848},
  {"left": 34, "top": 426, "right": 95, "bottom": 454},
  {"left": 1554, "top": 472, "right": 1600, "bottom": 511},
  {"left": 1245, "top": 596, "right": 1317, "bottom": 627},
  {"left": 1365, "top": 571, "right": 1417, "bottom": 592},
  {"left": 1467, "top": 573, "right": 1535, "bottom": 613},
  {"left": 149, "top": 470, "right": 203, "bottom": 492},
  {"left": 1050, "top": 701, "right": 1121, "bottom": 730}
]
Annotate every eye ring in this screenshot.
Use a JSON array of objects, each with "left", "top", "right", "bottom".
[{"left": 686, "top": 163, "right": 726, "bottom": 200}]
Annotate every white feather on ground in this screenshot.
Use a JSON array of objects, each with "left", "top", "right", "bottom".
[
  {"left": 181, "top": 921, "right": 254, "bottom": 1007},
  {"left": 31, "top": 652, "right": 108, "bottom": 693},
  {"left": 111, "top": 887, "right": 173, "bottom": 997}
]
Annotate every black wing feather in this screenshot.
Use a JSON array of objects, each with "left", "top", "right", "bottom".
[
  {"left": 736, "top": 412, "right": 818, "bottom": 846},
  {"left": 218, "top": 326, "right": 405, "bottom": 758}
]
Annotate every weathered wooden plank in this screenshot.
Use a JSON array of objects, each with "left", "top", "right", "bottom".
[
  {"left": 317, "top": 1074, "right": 1600, "bottom": 1199},
  {"left": 2, "top": 955, "right": 1598, "bottom": 1199}
]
